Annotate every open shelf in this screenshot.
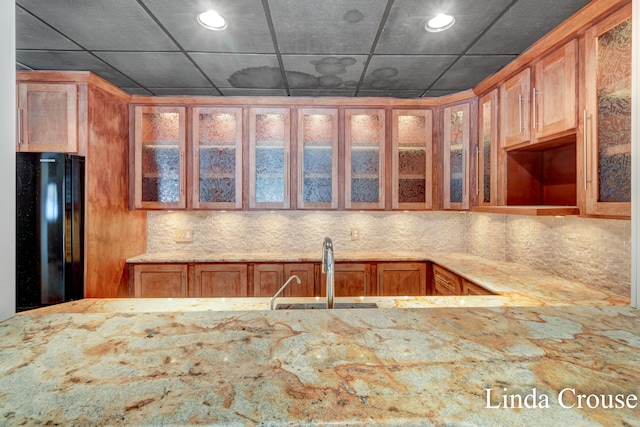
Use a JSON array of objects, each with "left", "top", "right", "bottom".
[{"left": 472, "top": 205, "right": 580, "bottom": 216}]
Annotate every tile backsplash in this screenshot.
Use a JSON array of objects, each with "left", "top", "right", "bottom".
[{"left": 147, "top": 210, "right": 631, "bottom": 297}]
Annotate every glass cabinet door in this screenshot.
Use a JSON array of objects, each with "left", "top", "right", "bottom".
[
  {"left": 297, "top": 108, "right": 338, "bottom": 209},
  {"left": 133, "top": 106, "right": 186, "bottom": 209},
  {"left": 478, "top": 90, "right": 498, "bottom": 206},
  {"left": 584, "top": 4, "right": 631, "bottom": 217},
  {"left": 443, "top": 103, "right": 470, "bottom": 210},
  {"left": 392, "top": 109, "right": 433, "bottom": 210},
  {"left": 192, "top": 107, "right": 243, "bottom": 209},
  {"left": 345, "top": 109, "right": 385, "bottom": 209},
  {"left": 249, "top": 108, "right": 291, "bottom": 209}
]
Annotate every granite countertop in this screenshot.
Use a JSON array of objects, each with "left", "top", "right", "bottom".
[{"left": 1, "top": 304, "right": 638, "bottom": 425}]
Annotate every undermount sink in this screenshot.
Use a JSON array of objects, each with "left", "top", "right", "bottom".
[{"left": 275, "top": 302, "right": 379, "bottom": 310}]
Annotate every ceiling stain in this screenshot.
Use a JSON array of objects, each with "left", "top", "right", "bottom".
[{"left": 343, "top": 10, "right": 365, "bottom": 24}]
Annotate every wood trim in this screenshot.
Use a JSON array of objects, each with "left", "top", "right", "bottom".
[
  {"left": 17, "top": 70, "right": 131, "bottom": 102},
  {"left": 472, "top": 205, "right": 580, "bottom": 216}
]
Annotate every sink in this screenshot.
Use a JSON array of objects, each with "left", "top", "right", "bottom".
[{"left": 275, "top": 302, "right": 378, "bottom": 310}]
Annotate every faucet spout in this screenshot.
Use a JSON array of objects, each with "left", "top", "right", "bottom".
[
  {"left": 270, "top": 275, "right": 301, "bottom": 310},
  {"left": 322, "top": 237, "right": 334, "bottom": 309}
]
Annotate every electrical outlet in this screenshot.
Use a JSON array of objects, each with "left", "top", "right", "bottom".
[
  {"left": 175, "top": 229, "right": 194, "bottom": 243},
  {"left": 351, "top": 227, "right": 360, "bottom": 241}
]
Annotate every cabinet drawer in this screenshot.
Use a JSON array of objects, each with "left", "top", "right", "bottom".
[
  {"left": 432, "top": 264, "right": 461, "bottom": 295},
  {"left": 462, "top": 279, "right": 494, "bottom": 296}
]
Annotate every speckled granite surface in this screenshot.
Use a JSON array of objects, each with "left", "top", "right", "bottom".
[{"left": 1, "top": 304, "right": 638, "bottom": 425}]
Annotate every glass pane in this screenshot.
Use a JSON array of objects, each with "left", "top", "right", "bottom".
[
  {"left": 351, "top": 114, "right": 381, "bottom": 203},
  {"left": 255, "top": 114, "right": 285, "bottom": 203},
  {"left": 597, "top": 18, "right": 632, "bottom": 203},
  {"left": 302, "top": 114, "right": 333, "bottom": 203},
  {"left": 482, "top": 101, "right": 492, "bottom": 203},
  {"left": 397, "top": 115, "right": 427, "bottom": 203},
  {"left": 141, "top": 112, "right": 180, "bottom": 203},
  {"left": 448, "top": 110, "right": 464, "bottom": 203},
  {"left": 198, "top": 113, "right": 237, "bottom": 203}
]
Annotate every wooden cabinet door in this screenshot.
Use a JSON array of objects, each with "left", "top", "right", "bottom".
[
  {"left": 194, "top": 264, "right": 248, "bottom": 297},
  {"left": 478, "top": 90, "right": 499, "bottom": 206},
  {"left": 533, "top": 39, "right": 577, "bottom": 140},
  {"left": 133, "top": 264, "right": 187, "bottom": 298},
  {"left": 378, "top": 262, "right": 426, "bottom": 296},
  {"left": 284, "top": 263, "right": 316, "bottom": 297},
  {"left": 253, "top": 264, "right": 284, "bottom": 297},
  {"left": 192, "top": 107, "right": 243, "bottom": 210},
  {"left": 461, "top": 279, "right": 493, "bottom": 296},
  {"left": 297, "top": 108, "right": 339, "bottom": 209},
  {"left": 329, "top": 263, "right": 371, "bottom": 297},
  {"left": 392, "top": 109, "right": 433, "bottom": 210},
  {"left": 583, "top": 4, "right": 631, "bottom": 217},
  {"left": 432, "top": 264, "right": 461, "bottom": 296},
  {"left": 443, "top": 102, "right": 470, "bottom": 210},
  {"left": 17, "top": 83, "right": 78, "bottom": 152},
  {"left": 249, "top": 108, "right": 291, "bottom": 209},
  {"left": 500, "top": 68, "right": 531, "bottom": 148},
  {"left": 345, "top": 109, "right": 386, "bottom": 209},
  {"left": 132, "top": 105, "right": 187, "bottom": 209}
]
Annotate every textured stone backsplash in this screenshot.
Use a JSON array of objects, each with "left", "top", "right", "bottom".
[
  {"left": 146, "top": 211, "right": 466, "bottom": 255},
  {"left": 146, "top": 210, "right": 631, "bottom": 298}
]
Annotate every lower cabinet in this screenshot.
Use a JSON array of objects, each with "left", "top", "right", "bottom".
[
  {"left": 321, "top": 263, "right": 371, "bottom": 297},
  {"left": 431, "top": 264, "right": 492, "bottom": 296},
  {"left": 194, "top": 264, "right": 248, "bottom": 297},
  {"left": 461, "top": 278, "right": 494, "bottom": 296},
  {"left": 253, "top": 263, "right": 316, "bottom": 297},
  {"left": 132, "top": 264, "right": 187, "bottom": 298},
  {"left": 378, "top": 262, "right": 427, "bottom": 296}
]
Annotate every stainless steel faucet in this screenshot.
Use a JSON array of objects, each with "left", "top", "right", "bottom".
[
  {"left": 270, "top": 275, "right": 301, "bottom": 310},
  {"left": 322, "top": 237, "right": 334, "bottom": 309}
]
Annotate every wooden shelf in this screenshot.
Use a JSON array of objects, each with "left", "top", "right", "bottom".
[{"left": 472, "top": 205, "right": 580, "bottom": 216}]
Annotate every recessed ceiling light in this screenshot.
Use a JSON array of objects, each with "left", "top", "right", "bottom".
[
  {"left": 197, "top": 10, "right": 227, "bottom": 31},
  {"left": 425, "top": 13, "right": 455, "bottom": 32}
]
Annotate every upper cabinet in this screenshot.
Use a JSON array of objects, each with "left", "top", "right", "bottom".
[
  {"left": 344, "top": 109, "right": 386, "bottom": 210},
  {"left": 17, "top": 83, "right": 79, "bottom": 153},
  {"left": 583, "top": 4, "right": 632, "bottom": 217},
  {"left": 499, "top": 68, "right": 531, "bottom": 148},
  {"left": 297, "top": 108, "right": 339, "bottom": 210},
  {"left": 249, "top": 108, "right": 291, "bottom": 210},
  {"left": 132, "top": 106, "right": 186, "bottom": 210},
  {"left": 392, "top": 109, "right": 433, "bottom": 210},
  {"left": 478, "top": 90, "right": 498, "bottom": 206},
  {"left": 443, "top": 103, "right": 470, "bottom": 210},
  {"left": 192, "top": 107, "right": 243, "bottom": 210}
]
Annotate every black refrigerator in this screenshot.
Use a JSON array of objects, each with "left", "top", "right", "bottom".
[{"left": 16, "top": 152, "right": 85, "bottom": 312}]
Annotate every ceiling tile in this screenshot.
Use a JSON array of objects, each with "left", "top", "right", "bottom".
[
  {"left": 424, "top": 89, "right": 460, "bottom": 97},
  {"left": 431, "top": 55, "right": 516, "bottom": 90},
  {"left": 218, "top": 88, "right": 288, "bottom": 96},
  {"left": 148, "top": 88, "right": 222, "bottom": 96},
  {"left": 121, "top": 87, "right": 154, "bottom": 95},
  {"left": 94, "top": 52, "right": 211, "bottom": 88},
  {"left": 17, "top": 0, "right": 178, "bottom": 51},
  {"left": 16, "top": 50, "right": 138, "bottom": 87},
  {"left": 16, "top": 7, "right": 80, "bottom": 50},
  {"left": 290, "top": 89, "right": 356, "bottom": 97},
  {"left": 362, "top": 55, "right": 457, "bottom": 90},
  {"left": 357, "top": 89, "right": 425, "bottom": 98},
  {"left": 190, "top": 53, "right": 282, "bottom": 89},
  {"left": 269, "top": 0, "right": 388, "bottom": 54},
  {"left": 468, "top": 0, "right": 591, "bottom": 54},
  {"left": 141, "top": 0, "right": 274, "bottom": 53},
  {"left": 375, "top": 0, "right": 513, "bottom": 55},
  {"left": 281, "top": 55, "right": 367, "bottom": 90}
]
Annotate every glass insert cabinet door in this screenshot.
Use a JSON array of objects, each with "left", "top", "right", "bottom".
[
  {"left": 192, "top": 107, "right": 243, "bottom": 209},
  {"left": 345, "top": 109, "right": 385, "bottom": 209},
  {"left": 133, "top": 106, "right": 186, "bottom": 209},
  {"left": 392, "top": 109, "right": 433, "bottom": 210},
  {"left": 443, "top": 103, "right": 470, "bottom": 210},
  {"left": 249, "top": 108, "right": 291, "bottom": 209},
  {"left": 478, "top": 90, "right": 498, "bottom": 206},
  {"left": 584, "top": 4, "right": 631, "bottom": 217},
  {"left": 297, "top": 108, "right": 338, "bottom": 209}
]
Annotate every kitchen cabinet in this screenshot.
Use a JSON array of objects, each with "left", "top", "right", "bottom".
[
  {"left": 253, "top": 263, "right": 315, "bottom": 297},
  {"left": 132, "top": 264, "right": 187, "bottom": 298},
  {"left": 249, "top": 108, "right": 291, "bottom": 209},
  {"left": 392, "top": 109, "right": 433, "bottom": 210},
  {"left": 532, "top": 39, "right": 578, "bottom": 140},
  {"left": 297, "top": 108, "right": 339, "bottom": 209},
  {"left": 443, "top": 102, "right": 470, "bottom": 210},
  {"left": 432, "top": 264, "right": 461, "bottom": 296},
  {"left": 132, "top": 105, "right": 187, "bottom": 209},
  {"left": 17, "top": 82, "right": 79, "bottom": 153},
  {"left": 478, "top": 90, "right": 498, "bottom": 206},
  {"left": 500, "top": 68, "right": 531, "bottom": 148},
  {"left": 377, "top": 262, "right": 427, "bottom": 296},
  {"left": 461, "top": 279, "right": 494, "bottom": 296},
  {"left": 321, "top": 263, "right": 371, "bottom": 297},
  {"left": 193, "top": 264, "right": 248, "bottom": 297},
  {"left": 582, "top": 4, "right": 632, "bottom": 217},
  {"left": 192, "top": 107, "right": 243, "bottom": 210},
  {"left": 344, "top": 109, "right": 386, "bottom": 209}
]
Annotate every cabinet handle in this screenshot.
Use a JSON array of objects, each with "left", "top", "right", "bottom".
[
  {"left": 435, "top": 274, "right": 451, "bottom": 285},
  {"left": 284, "top": 152, "right": 289, "bottom": 200},
  {"left": 17, "top": 108, "right": 22, "bottom": 144},
  {"left": 181, "top": 273, "right": 186, "bottom": 295},
  {"left": 518, "top": 94, "right": 523, "bottom": 134},
  {"left": 476, "top": 146, "right": 480, "bottom": 196},
  {"left": 463, "top": 148, "right": 467, "bottom": 198},
  {"left": 532, "top": 88, "right": 538, "bottom": 129},
  {"left": 583, "top": 110, "right": 588, "bottom": 190}
]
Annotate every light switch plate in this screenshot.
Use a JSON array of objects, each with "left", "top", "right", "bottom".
[
  {"left": 175, "top": 229, "right": 194, "bottom": 243},
  {"left": 351, "top": 228, "right": 360, "bottom": 241}
]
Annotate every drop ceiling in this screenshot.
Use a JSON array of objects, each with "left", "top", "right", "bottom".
[{"left": 16, "top": 0, "right": 591, "bottom": 98}]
